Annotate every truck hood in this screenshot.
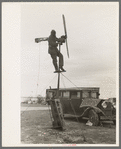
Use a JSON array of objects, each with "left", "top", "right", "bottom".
[{"left": 80, "top": 98, "right": 104, "bottom": 108}]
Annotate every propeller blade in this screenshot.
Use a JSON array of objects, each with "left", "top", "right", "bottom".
[
  {"left": 65, "top": 39, "right": 69, "bottom": 58},
  {"left": 62, "top": 14, "right": 69, "bottom": 58}
]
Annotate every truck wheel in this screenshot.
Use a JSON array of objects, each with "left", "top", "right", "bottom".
[{"left": 89, "top": 109, "right": 99, "bottom": 126}]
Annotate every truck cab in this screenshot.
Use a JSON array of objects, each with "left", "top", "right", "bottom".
[
  {"left": 46, "top": 87, "right": 116, "bottom": 126},
  {"left": 46, "top": 87, "right": 100, "bottom": 116}
]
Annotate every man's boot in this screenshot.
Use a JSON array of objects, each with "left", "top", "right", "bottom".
[
  {"left": 54, "top": 64, "right": 59, "bottom": 72},
  {"left": 60, "top": 66, "right": 66, "bottom": 72}
]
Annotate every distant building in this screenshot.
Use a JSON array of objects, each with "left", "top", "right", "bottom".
[{"left": 21, "top": 97, "right": 38, "bottom": 104}]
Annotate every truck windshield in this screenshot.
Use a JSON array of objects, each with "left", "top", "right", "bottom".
[
  {"left": 82, "top": 91, "right": 90, "bottom": 98},
  {"left": 91, "top": 92, "right": 97, "bottom": 98}
]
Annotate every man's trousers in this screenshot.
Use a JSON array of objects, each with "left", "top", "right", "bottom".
[{"left": 50, "top": 52, "right": 64, "bottom": 69}]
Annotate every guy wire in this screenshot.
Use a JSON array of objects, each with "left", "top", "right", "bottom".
[
  {"left": 36, "top": 43, "right": 41, "bottom": 96},
  {"left": 61, "top": 73, "right": 86, "bottom": 141}
]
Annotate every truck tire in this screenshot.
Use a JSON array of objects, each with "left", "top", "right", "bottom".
[{"left": 89, "top": 109, "right": 99, "bottom": 126}]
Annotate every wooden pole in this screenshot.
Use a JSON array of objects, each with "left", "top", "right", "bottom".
[{"left": 57, "top": 44, "right": 61, "bottom": 98}]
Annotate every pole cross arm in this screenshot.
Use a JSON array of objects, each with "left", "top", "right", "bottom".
[{"left": 35, "top": 37, "right": 48, "bottom": 43}]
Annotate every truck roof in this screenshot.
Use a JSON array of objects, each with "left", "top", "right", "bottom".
[{"left": 46, "top": 87, "right": 100, "bottom": 91}]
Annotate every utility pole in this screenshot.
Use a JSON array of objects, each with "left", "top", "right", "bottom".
[
  {"left": 35, "top": 15, "right": 69, "bottom": 130},
  {"left": 57, "top": 44, "right": 61, "bottom": 98}
]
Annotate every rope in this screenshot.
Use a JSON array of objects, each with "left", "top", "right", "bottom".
[
  {"left": 22, "top": 44, "right": 41, "bottom": 115},
  {"left": 61, "top": 73, "right": 81, "bottom": 90},
  {"left": 61, "top": 73, "right": 89, "bottom": 98},
  {"left": 36, "top": 43, "right": 41, "bottom": 96},
  {"left": 61, "top": 73, "right": 79, "bottom": 122},
  {"left": 61, "top": 73, "right": 66, "bottom": 89},
  {"left": 21, "top": 103, "right": 31, "bottom": 115},
  {"left": 60, "top": 73, "right": 86, "bottom": 141},
  {"left": 69, "top": 100, "right": 80, "bottom": 122},
  {"left": 36, "top": 43, "right": 58, "bottom": 96},
  {"left": 21, "top": 74, "right": 57, "bottom": 115},
  {"left": 47, "top": 103, "right": 53, "bottom": 123},
  {"left": 70, "top": 102, "right": 86, "bottom": 141},
  {"left": 39, "top": 74, "right": 57, "bottom": 95}
]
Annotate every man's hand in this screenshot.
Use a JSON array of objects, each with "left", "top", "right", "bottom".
[
  {"left": 58, "top": 42, "right": 63, "bottom": 45},
  {"left": 35, "top": 38, "right": 39, "bottom": 43},
  {"left": 61, "top": 35, "right": 67, "bottom": 39},
  {"left": 64, "top": 35, "right": 67, "bottom": 39}
]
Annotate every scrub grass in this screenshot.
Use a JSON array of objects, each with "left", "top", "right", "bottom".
[{"left": 21, "top": 106, "right": 116, "bottom": 145}]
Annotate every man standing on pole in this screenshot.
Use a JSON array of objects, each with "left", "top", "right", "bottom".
[{"left": 48, "top": 30, "right": 66, "bottom": 72}]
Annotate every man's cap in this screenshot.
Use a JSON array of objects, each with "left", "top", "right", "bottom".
[{"left": 51, "top": 30, "right": 56, "bottom": 34}]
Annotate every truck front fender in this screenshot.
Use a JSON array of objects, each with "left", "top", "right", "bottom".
[{"left": 79, "top": 106, "right": 105, "bottom": 117}]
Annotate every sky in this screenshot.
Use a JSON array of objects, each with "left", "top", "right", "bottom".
[{"left": 21, "top": 2, "right": 118, "bottom": 98}]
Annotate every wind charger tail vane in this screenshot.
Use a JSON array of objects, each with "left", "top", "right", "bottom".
[{"left": 35, "top": 37, "right": 48, "bottom": 43}]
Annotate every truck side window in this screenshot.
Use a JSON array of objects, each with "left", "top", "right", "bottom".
[
  {"left": 82, "top": 91, "right": 90, "bottom": 98},
  {"left": 71, "top": 91, "right": 80, "bottom": 99},
  {"left": 63, "top": 91, "right": 70, "bottom": 98},
  {"left": 46, "top": 91, "right": 53, "bottom": 99},
  {"left": 91, "top": 92, "right": 97, "bottom": 98}
]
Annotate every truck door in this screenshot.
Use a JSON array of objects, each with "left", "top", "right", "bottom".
[
  {"left": 70, "top": 91, "right": 81, "bottom": 115},
  {"left": 61, "top": 91, "right": 72, "bottom": 114}
]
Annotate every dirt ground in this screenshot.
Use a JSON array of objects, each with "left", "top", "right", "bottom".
[{"left": 21, "top": 104, "right": 116, "bottom": 144}]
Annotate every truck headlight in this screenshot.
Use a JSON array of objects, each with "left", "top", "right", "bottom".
[{"left": 102, "top": 101, "right": 107, "bottom": 109}]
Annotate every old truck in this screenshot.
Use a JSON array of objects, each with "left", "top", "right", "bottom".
[{"left": 46, "top": 87, "right": 116, "bottom": 126}]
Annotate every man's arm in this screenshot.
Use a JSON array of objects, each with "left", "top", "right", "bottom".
[{"left": 57, "top": 35, "right": 67, "bottom": 45}]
